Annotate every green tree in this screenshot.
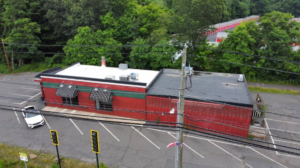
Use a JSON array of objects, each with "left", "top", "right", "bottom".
[
  {"left": 63, "top": 26, "right": 123, "bottom": 67},
  {"left": 218, "top": 20, "right": 261, "bottom": 77},
  {"left": 128, "top": 37, "right": 151, "bottom": 69},
  {"left": 43, "top": 0, "right": 111, "bottom": 42},
  {"left": 280, "top": 0, "right": 300, "bottom": 17},
  {"left": 250, "top": 0, "right": 271, "bottom": 16},
  {"left": 2, "top": 0, "right": 42, "bottom": 67},
  {"left": 258, "top": 11, "right": 300, "bottom": 79},
  {"left": 170, "top": 0, "right": 224, "bottom": 48},
  {"left": 149, "top": 39, "right": 181, "bottom": 70}
]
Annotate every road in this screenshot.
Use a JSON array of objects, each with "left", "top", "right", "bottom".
[{"left": 0, "top": 72, "right": 300, "bottom": 168}]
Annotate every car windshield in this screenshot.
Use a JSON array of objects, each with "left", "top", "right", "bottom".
[{"left": 26, "top": 112, "right": 39, "bottom": 118}]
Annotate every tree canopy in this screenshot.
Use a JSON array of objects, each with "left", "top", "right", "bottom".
[{"left": 0, "top": 0, "right": 300, "bottom": 84}]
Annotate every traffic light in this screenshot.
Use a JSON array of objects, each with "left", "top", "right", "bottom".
[
  {"left": 50, "top": 130, "right": 59, "bottom": 145},
  {"left": 91, "top": 130, "right": 99, "bottom": 153}
]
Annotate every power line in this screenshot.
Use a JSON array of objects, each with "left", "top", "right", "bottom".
[
  {"left": 187, "top": 53, "right": 300, "bottom": 75},
  {"left": 2, "top": 48, "right": 299, "bottom": 75},
  {"left": 196, "top": 44, "right": 300, "bottom": 65},
  {"left": 0, "top": 97, "right": 299, "bottom": 145},
  {"left": 3, "top": 105, "right": 300, "bottom": 156},
  {"left": 1, "top": 80, "right": 300, "bottom": 121},
  {"left": 3, "top": 42, "right": 300, "bottom": 65}
]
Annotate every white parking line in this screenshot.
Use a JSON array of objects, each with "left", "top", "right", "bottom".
[
  {"left": 208, "top": 140, "right": 252, "bottom": 168},
  {"left": 148, "top": 128, "right": 288, "bottom": 168},
  {"left": 0, "top": 100, "right": 23, "bottom": 104},
  {"left": 71, "top": 110, "right": 77, "bottom": 114},
  {"left": 269, "top": 128, "right": 300, "bottom": 135},
  {"left": 99, "top": 122, "right": 120, "bottom": 142},
  {"left": 14, "top": 111, "right": 20, "bottom": 124},
  {"left": 69, "top": 119, "right": 83, "bottom": 135},
  {"left": 42, "top": 116, "right": 51, "bottom": 129},
  {"left": 264, "top": 118, "right": 278, "bottom": 154},
  {"left": 22, "top": 87, "right": 40, "bottom": 91},
  {"left": 266, "top": 118, "right": 300, "bottom": 125},
  {"left": 19, "top": 92, "right": 42, "bottom": 105},
  {"left": 9, "top": 93, "right": 32, "bottom": 97},
  {"left": 168, "top": 133, "right": 204, "bottom": 158},
  {"left": 131, "top": 126, "right": 160, "bottom": 149}
]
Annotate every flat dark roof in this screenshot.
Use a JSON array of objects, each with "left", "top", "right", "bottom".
[{"left": 147, "top": 69, "right": 253, "bottom": 107}]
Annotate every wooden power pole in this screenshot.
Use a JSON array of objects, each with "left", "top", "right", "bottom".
[
  {"left": 176, "top": 47, "right": 187, "bottom": 168},
  {"left": 2, "top": 39, "right": 11, "bottom": 72}
]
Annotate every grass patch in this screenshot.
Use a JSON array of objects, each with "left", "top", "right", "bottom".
[
  {"left": 248, "top": 134, "right": 254, "bottom": 139},
  {"left": 248, "top": 86, "right": 300, "bottom": 95},
  {"left": 0, "top": 142, "right": 112, "bottom": 168},
  {"left": 247, "top": 78, "right": 300, "bottom": 86}
]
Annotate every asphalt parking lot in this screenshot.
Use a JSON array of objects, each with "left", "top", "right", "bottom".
[{"left": 1, "top": 73, "right": 300, "bottom": 168}]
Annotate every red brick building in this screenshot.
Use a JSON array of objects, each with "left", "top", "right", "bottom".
[{"left": 35, "top": 62, "right": 253, "bottom": 137}]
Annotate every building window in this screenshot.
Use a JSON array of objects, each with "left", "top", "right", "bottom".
[
  {"left": 95, "top": 101, "right": 113, "bottom": 112},
  {"left": 62, "top": 96, "right": 79, "bottom": 106}
]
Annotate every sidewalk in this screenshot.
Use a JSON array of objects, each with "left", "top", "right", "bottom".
[
  {"left": 41, "top": 106, "right": 146, "bottom": 125},
  {"left": 247, "top": 82, "right": 300, "bottom": 91}
]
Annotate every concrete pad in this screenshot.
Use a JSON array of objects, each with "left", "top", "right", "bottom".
[{"left": 41, "top": 106, "right": 146, "bottom": 125}]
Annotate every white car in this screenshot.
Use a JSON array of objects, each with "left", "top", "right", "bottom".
[{"left": 22, "top": 106, "right": 45, "bottom": 129}]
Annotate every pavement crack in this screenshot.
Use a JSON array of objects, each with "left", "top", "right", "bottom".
[{"left": 120, "top": 128, "right": 134, "bottom": 161}]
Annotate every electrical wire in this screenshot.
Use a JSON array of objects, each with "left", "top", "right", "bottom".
[
  {"left": 2, "top": 48, "right": 299, "bottom": 76},
  {"left": 187, "top": 53, "right": 300, "bottom": 75},
  {"left": 1, "top": 80, "right": 300, "bottom": 121},
  {"left": 0, "top": 98, "right": 299, "bottom": 145},
  {"left": 3, "top": 105, "right": 300, "bottom": 156},
  {"left": 3, "top": 42, "right": 300, "bottom": 64}
]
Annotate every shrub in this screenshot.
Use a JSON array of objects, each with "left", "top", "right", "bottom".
[
  {"left": 100, "top": 162, "right": 108, "bottom": 168},
  {"left": 156, "top": 116, "right": 160, "bottom": 123},
  {"left": 51, "top": 163, "right": 59, "bottom": 168},
  {"left": 0, "top": 159, "right": 5, "bottom": 168}
]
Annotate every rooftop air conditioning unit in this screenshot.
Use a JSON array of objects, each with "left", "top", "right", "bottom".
[
  {"left": 130, "top": 73, "right": 139, "bottom": 80},
  {"left": 119, "top": 75, "right": 129, "bottom": 81},
  {"left": 105, "top": 75, "right": 115, "bottom": 80},
  {"left": 238, "top": 74, "right": 244, "bottom": 82},
  {"left": 119, "top": 63, "right": 128, "bottom": 70}
]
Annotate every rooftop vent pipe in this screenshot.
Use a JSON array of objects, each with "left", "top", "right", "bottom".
[{"left": 101, "top": 56, "right": 106, "bottom": 67}]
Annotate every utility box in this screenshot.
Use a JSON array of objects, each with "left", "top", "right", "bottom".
[
  {"left": 119, "top": 75, "right": 129, "bottom": 81},
  {"left": 130, "top": 73, "right": 139, "bottom": 80},
  {"left": 119, "top": 64, "right": 128, "bottom": 70},
  {"left": 105, "top": 75, "right": 115, "bottom": 80}
]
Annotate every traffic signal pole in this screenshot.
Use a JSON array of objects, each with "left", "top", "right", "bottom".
[
  {"left": 50, "top": 130, "right": 61, "bottom": 168},
  {"left": 96, "top": 153, "right": 99, "bottom": 168},
  {"left": 56, "top": 145, "right": 61, "bottom": 168},
  {"left": 91, "top": 130, "right": 100, "bottom": 168}
]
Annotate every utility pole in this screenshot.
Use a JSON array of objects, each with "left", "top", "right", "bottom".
[
  {"left": 1, "top": 39, "right": 11, "bottom": 72},
  {"left": 175, "top": 47, "right": 187, "bottom": 168}
]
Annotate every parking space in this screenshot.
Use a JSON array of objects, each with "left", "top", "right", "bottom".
[
  {"left": 1, "top": 73, "right": 300, "bottom": 167},
  {"left": 265, "top": 117, "right": 300, "bottom": 158}
]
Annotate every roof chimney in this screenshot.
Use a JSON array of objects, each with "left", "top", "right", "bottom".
[{"left": 101, "top": 56, "right": 106, "bottom": 67}]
